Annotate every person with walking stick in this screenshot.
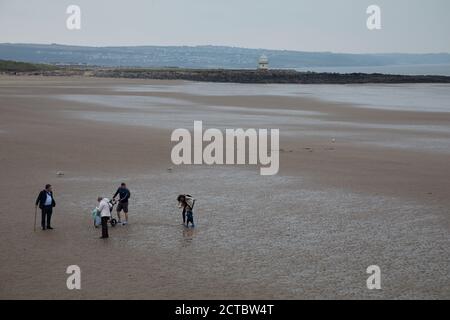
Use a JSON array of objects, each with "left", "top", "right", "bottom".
[{"left": 35, "top": 184, "right": 56, "bottom": 230}]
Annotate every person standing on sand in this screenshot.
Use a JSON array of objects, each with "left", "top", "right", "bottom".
[
  {"left": 112, "top": 183, "right": 131, "bottom": 225},
  {"left": 97, "top": 197, "right": 112, "bottom": 239},
  {"left": 35, "top": 184, "right": 56, "bottom": 230}
]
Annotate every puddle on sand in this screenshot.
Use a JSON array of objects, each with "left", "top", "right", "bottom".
[
  {"left": 55, "top": 87, "right": 450, "bottom": 155},
  {"left": 114, "top": 82, "right": 450, "bottom": 113}
]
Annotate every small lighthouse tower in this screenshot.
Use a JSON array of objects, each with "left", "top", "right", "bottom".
[{"left": 258, "top": 55, "right": 269, "bottom": 70}]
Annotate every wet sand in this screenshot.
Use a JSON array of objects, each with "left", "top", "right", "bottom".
[{"left": 0, "top": 76, "right": 449, "bottom": 299}]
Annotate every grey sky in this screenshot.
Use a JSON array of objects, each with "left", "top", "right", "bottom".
[{"left": 0, "top": 0, "right": 449, "bottom": 53}]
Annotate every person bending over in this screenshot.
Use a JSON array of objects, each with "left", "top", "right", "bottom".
[{"left": 177, "top": 194, "right": 195, "bottom": 228}]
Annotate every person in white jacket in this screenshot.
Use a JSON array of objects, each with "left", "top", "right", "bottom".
[{"left": 97, "top": 197, "right": 112, "bottom": 239}]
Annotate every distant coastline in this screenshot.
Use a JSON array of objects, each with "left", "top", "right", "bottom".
[
  {"left": 2, "top": 60, "right": 450, "bottom": 84},
  {"left": 2, "top": 43, "right": 450, "bottom": 71}
]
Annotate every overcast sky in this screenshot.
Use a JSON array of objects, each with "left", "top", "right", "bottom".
[{"left": 0, "top": 0, "right": 449, "bottom": 53}]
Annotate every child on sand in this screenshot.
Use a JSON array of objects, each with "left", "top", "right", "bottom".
[{"left": 177, "top": 194, "right": 195, "bottom": 228}]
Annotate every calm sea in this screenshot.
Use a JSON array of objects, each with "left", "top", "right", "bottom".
[{"left": 295, "top": 64, "right": 450, "bottom": 76}]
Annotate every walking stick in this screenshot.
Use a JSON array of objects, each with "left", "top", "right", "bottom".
[{"left": 34, "top": 206, "right": 37, "bottom": 232}]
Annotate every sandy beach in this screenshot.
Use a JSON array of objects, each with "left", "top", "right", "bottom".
[{"left": 0, "top": 75, "right": 449, "bottom": 299}]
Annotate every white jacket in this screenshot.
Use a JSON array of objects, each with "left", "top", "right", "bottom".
[
  {"left": 185, "top": 195, "right": 195, "bottom": 211},
  {"left": 97, "top": 198, "right": 112, "bottom": 218}
]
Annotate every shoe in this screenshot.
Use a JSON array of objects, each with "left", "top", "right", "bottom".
[
  {"left": 100, "top": 236, "right": 109, "bottom": 239},
  {"left": 47, "top": 226, "right": 54, "bottom": 230},
  {"left": 122, "top": 221, "right": 128, "bottom": 226},
  {"left": 42, "top": 227, "right": 46, "bottom": 230}
]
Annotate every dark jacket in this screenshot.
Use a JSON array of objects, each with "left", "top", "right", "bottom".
[
  {"left": 35, "top": 190, "right": 56, "bottom": 209},
  {"left": 113, "top": 187, "right": 130, "bottom": 203}
]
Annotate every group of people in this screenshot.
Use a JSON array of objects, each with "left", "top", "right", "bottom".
[{"left": 35, "top": 183, "right": 196, "bottom": 239}]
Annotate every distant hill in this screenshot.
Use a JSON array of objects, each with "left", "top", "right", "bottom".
[{"left": 1, "top": 43, "right": 450, "bottom": 69}]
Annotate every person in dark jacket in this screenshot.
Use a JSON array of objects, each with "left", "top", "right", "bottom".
[
  {"left": 35, "top": 184, "right": 56, "bottom": 230},
  {"left": 112, "top": 183, "right": 131, "bottom": 225}
]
